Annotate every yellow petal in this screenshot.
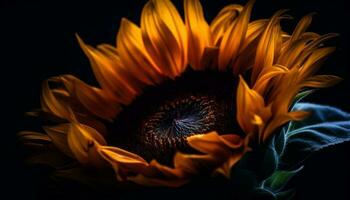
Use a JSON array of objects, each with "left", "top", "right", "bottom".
[
  {"left": 141, "top": 0, "right": 187, "bottom": 78},
  {"left": 117, "top": 18, "right": 164, "bottom": 84},
  {"left": 184, "top": 0, "right": 211, "bottom": 70},
  {"left": 218, "top": 0, "right": 255, "bottom": 70}
]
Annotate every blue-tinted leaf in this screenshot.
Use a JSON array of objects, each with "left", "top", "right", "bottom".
[
  {"left": 273, "top": 130, "right": 286, "bottom": 157},
  {"left": 260, "top": 141, "right": 279, "bottom": 180},
  {"left": 281, "top": 103, "right": 350, "bottom": 168},
  {"left": 262, "top": 166, "right": 303, "bottom": 192}
]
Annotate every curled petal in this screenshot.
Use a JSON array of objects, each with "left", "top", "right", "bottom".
[
  {"left": 98, "top": 146, "right": 148, "bottom": 180},
  {"left": 210, "top": 4, "right": 243, "bottom": 46},
  {"left": 41, "top": 79, "right": 73, "bottom": 120},
  {"left": 186, "top": 132, "right": 246, "bottom": 177},
  {"left": 67, "top": 123, "right": 106, "bottom": 166},
  {"left": 187, "top": 132, "right": 241, "bottom": 155},
  {"left": 253, "top": 64, "right": 289, "bottom": 95},
  {"left": 236, "top": 76, "right": 270, "bottom": 134},
  {"left": 173, "top": 152, "right": 217, "bottom": 175},
  {"left": 218, "top": 0, "right": 254, "bottom": 70},
  {"left": 43, "top": 124, "right": 73, "bottom": 157},
  {"left": 299, "top": 47, "right": 336, "bottom": 79},
  {"left": 60, "top": 75, "right": 120, "bottom": 120},
  {"left": 262, "top": 110, "right": 309, "bottom": 142},
  {"left": 289, "top": 13, "right": 314, "bottom": 43},
  {"left": 252, "top": 10, "right": 286, "bottom": 83}
]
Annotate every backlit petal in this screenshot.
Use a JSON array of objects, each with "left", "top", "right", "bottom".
[
  {"left": 185, "top": 0, "right": 211, "bottom": 70},
  {"left": 218, "top": 0, "right": 255, "bottom": 70}
]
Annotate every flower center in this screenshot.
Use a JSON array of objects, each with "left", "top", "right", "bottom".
[
  {"left": 107, "top": 69, "right": 240, "bottom": 165},
  {"left": 139, "top": 95, "right": 223, "bottom": 162}
]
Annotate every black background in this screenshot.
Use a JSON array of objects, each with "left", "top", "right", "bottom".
[{"left": 2, "top": 0, "right": 350, "bottom": 199}]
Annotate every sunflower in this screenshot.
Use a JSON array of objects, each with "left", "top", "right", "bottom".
[{"left": 19, "top": 0, "right": 341, "bottom": 188}]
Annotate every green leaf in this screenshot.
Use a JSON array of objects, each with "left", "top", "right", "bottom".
[
  {"left": 281, "top": 103, "right": 350, "bottom": 168},
  {"left": 290, "top": 90, "right": 315, "bottom": 110},
  {"left": 262, "top": 166, "right": 303, "bottom": 192}
]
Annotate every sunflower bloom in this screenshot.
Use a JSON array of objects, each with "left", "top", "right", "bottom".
[{"left": 19, "top": 0, "right": 341, "bottom": 188}]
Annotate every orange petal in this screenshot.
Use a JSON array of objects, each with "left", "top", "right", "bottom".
[
  {"left": 173, "top": 152, "right": 217, "bottom": 175},
  {"left": 184, "top": 0, "right": 211, "bottom": 70},
  {"left": 218, "top": 0, "right": 255, "bottom": 70},
  {"left": 41, "top": 79, "right": 73, "bottom": 120},
  {"left": 252, "top": 10, "right": 286, "bottom": 83},
  {"left": 199, "top": 46, "right": 219, "bottom": 69},
  {"left": 215, "top": 151, "right": 245, "bottom": 178},
  {"left": 289, "top": 13, "right": 314, "bottom": 43},
  {"left": 236, "top": 76, "right": 267, "bottom": 134},
  {"left": 141, "top": 0, "right": 187, "bottom": 78},
  {"left": 67, "top": 123, "right": 106, "bottom": 166},
  {"left": 299, "top": 47, "right": 336, "bottom": 78},
  {"left": 302, "top": 75, "right": 342, "bottom": 88},
  {"left": 262, "top": 110, "right": 309, "bottom": 142},
  {"left": 99, "top": 146, "right": 148, "bottom": 180},
  {"left": 61, "top": 76, "right": 120, "bottom": 120},
  {"left": 18, "top": 131, "right": 51, "bottom": 144},
  {"left": 210, "top": 4, "right": 243, "bottom": 46},
  {"left": 43, "top": 124, "right": 73, "bottom": 157},
  {"left": 117, "top": 18, "right": 164, "bottom": 84},
  {"left": 77, "top": 35, "right": 140, "bottom": 104},
  {"left": 187, "top": 132, "right": 227, "bottom": 154},
  {"left": 253, "top": 64, "right": 289, "bottom": 94},
  {"left": 233, "top": 19, "right": 268, "bottom": 74}
]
